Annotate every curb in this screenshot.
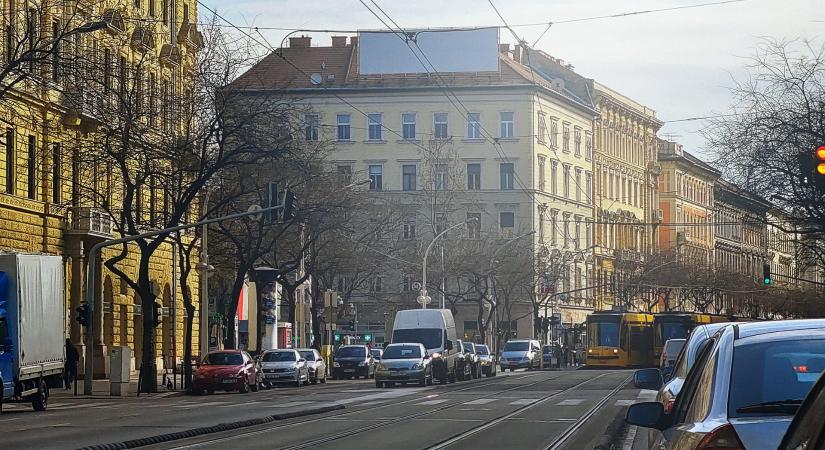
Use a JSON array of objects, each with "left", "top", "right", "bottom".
[{"left": 76, "top": 404, "right": 345, "bottom": 450}]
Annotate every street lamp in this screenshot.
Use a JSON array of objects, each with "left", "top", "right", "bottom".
[
  {"left": 420, "top": 218, "right": 478, "bottom": 309},
  {"left": 488, "top": 230, "right": 536, "bottom": 354}
]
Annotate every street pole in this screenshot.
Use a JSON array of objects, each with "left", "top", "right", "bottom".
[
  {"left": 82, "top": 202, "right": 286, "bottom": 395},
  {"left": 420, "top": 219, "right": 475, "bottom": 309},
  {"left": 200, "top": 220, "right": 209, "bottom": 354}
]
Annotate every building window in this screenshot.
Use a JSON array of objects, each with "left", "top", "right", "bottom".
[
  {"left": 403, "top": 218, "right": 416, "bottom": 240},
  {"left": 538, "top": 157, "right": 546, "bottom": 192},
  {"left": 304, "top": 114, "right": 319, "bottom": 141},
  {"left": 574, "top": 127, "right": 582, "bottom": 156},
  {"left": 5, "top": 128, "right": 14, "bottom": 194},
  {"left": 336, "top": 114, "right": 351, "bottom": 140},
  {"left": 51, "top": 19, "right": 61, "bottom": 82},
  {"left": 550, "top": 161, "right": 558, "bottom": 195},
  {"left": 574, "top": 217, "right": 581, "bottom": 249},
  {"left": 434, "top": 164, "right": 448, "bottom": 190},
  {"left": 562, "top": 122, "right": 570, "bottom": 153},
  {"left": 500, "top": 112, "right": 514, "bottom": 138},
  {"left": 467, "top": 213, "right": 481, "bottom": 239},
  {"left": 433, "top": 113, "right": 448, "bottom": 139},
  {"left": 337, "top": 165, "right": 352, "bottom": 184},
  {"left": 402, "top": 164, "right": 416, "bottom": 191},
  {"left": 499, "top": 212, "right": 514, "bottom": 237},
  {"left": 575, "top": 168, "right": 582, "bottom": 202},
  {"left": 563, "top": 213, "right": 570, "bottom": 247},
  {"left": 467, "top": 163, "right": 481, "bottom": 190},
  {"left": 537, "top": 114, "right": 547, "bottom": 143},
  {"left": 550, "top": 118, "right": 559, "bottom": 148},
  {"left": 402, "top": 274, "right": 414, "bottom": 292},
  {"left": 368, "top": 113, "right": 383, "bottom": 140},
  {"left": 562, "top": 164, "right": 570, "bottom": 198},
  {"left": 585, "top": 131, "right": 592, "bottom": 161},
  {"left": 585, "top": 172, "right": 592, "bottom": 204},
  {"left": 149, "top": 0, "right": 156, "bottom": 16},
  {"left": 538, "top": 208, "right": 545, "bottom": 242},
  {"left": 500, "top": 163, "right": 514, "bottom": 190},
  {"left": 466, "top": 112, "right": 481, "bottom": 139},
  {"left": 402, "top": 113, "right": 416, "bottom": 140},
  {"left": 369, "top": 275, "right": 384, "bottom": 293},
  {"left": 368, "top": 165, "right": 383, "bottom": 191},
  {"left": 586, "top": 220, "right": 592, "bottom": 248},
  {"left": 550, "top": 210, "right": 558, "bottom": 246},
  {"left": 51, "top": 143, "right": 61, "bottom": 203},
  {"left": 27, "top": 135, "right": 36, "bottom": 200}
]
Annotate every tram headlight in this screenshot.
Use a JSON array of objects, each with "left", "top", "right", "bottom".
[
  {"left": 612, "top": 348, "right": 619, "bottom": 354},
  {"left": 587, "top": 349, "right": 593, "bottom": 354}
]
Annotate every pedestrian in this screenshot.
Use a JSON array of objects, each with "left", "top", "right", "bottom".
[{"left": 64, "top": 338, "right": 79, "bottom": 390}]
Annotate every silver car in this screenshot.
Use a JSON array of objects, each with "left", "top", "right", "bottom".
[
  {"left": 628, "top": 319, "right": 825, "bottom": 450},
  {"left": 375, "top": 343, "right": 433, "bottom": 388},
  {"left": 500, "top": 339, "right": 541, "bottom": 371},
  {"left": 298, "top": 348, "right": 327, "bottom": 384},
  {"left": 260, "top": 349, "right": 309, "bottom": 388}
]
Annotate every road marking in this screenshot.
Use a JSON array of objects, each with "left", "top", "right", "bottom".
[
  {"left": 463, "top": 398, "right": 497, "bottom": 405},
  {"left": 510, "top": 398, "right": 540, "bottom": 405},
  {"left": 615, "top": 399, "right": 637, "bottom": 406},
  {"left": 638, "top": 389, "right": 658, "bottom": 401},
  {"left": 415, "top": 417, "right": 484, "bottom": 422},
  {"left": 622, "top": 425, "right": 639, "bottom": 450},
  {"left": 458, "top": 408, "right": 490, "bottom": 411},
  {"left": 52, "top": 402, "right": 111, "bottom": 410},
  {"left": 174, "top": 401, "right": 229, "bottom": 408},
  {"left": 417, "top": 399, "right": 449, "bottom": 405},
  {"left": 268, "top": 401, "right": 313, "bottom": 408},
  {"left": 555, "top": 399, "right": 584, "bottom": 406}
]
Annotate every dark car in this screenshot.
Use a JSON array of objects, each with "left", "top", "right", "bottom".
[
  {"left": 192, "top": 350, "right": 260, "bottom": 394},
  {"left": 779, "top": 369, "right": 825, "bottom": 450},
  {"left": 332, "top": 345, "right": 375, "bottom": 379},
  {"left": 543, "top": 344, "right": 560, "bottom": 368},
  {"left": 462, "top": 341, "right": 481, "bottom": 379}
]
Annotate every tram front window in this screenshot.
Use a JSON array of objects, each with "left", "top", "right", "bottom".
[
  {"left": 660, "top": 321, "right": 688, "bottom": 342},
  {"left": 590, "top": 320, "right": 620, "bottom": 347}
]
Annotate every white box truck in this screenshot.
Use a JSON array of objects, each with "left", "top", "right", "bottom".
[{"left": 0, "top": 254, "right": 66, "bottom": 412}]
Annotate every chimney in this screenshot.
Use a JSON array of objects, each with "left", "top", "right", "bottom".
[
  {"left": 289, "top": 36, "right": 312, "bottom": 48},
  {"left": 331, "top": 36, "right": 347, "bottom": 47},
  {"left": 350, "top": 36, "right": 358, "bottom": 47},
  {"left": 499, "top": 43, "right": 510, "bottom": 54},
  {"left": 512, "top": 44, "right": 522, "bottom": 64}
]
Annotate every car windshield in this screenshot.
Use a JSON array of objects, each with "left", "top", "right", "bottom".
[
  {"left": 263, "top": 351, "right": 297, "bottom": 362},
  {"left": 729, "top": 338, "right": 825, "bottom": 417},
  {"left": 392, "top": 328, "right": 443, "bottom": 350},
  {"left": 664, "top": 340, "right": 686, "bottom": 357},
  {"left": 371, "top": 349, "right": 382, "bottom": 358},
  {"left": 299, "top": 351, "right": 315, "bottom": 361},
  {"left": 503, "top": 341, "right": 529, "bottom": 352},
  {"left": 659, "top": 321, "right": 689, "bottom": 343},
  {"left": 476, "top": 346, "right": 489, "bottom": 356},
  {"left": 462, "top": 343, "right": 474, "bottom": 353},
  {"left": 202, "top": 353, "right": 243, "bottom": 366},
  {"left": 382, "top": 345, "right": 422, "bottom": 359},
  {"left": 336, "top": 346, "right": 366, "bottom": 358},
  {"left": 589, "top": 319, "right": 620, "bottom": 347}
]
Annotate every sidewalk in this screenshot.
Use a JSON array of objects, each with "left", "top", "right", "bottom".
[{"left": 52, "top": 372, "right": 185, "bottom": 400}]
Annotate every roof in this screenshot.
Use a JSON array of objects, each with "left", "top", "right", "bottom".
[
  {"left": 734, "top": 319, "right": 825, "bottom": 339},
  {"left": 658, "top": 147, "right": 722, "bottom": 178},
  {"left": 715, "top": 178, "right": 772, "bottom": 212}
]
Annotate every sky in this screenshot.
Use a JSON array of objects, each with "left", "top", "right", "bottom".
[{"left": 200, "top": 0, "right": 825, "bottom": 160}]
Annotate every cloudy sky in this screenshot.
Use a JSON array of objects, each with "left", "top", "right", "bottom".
[{"left": 201, "top": 0, "right": 824, "bottom": 159}]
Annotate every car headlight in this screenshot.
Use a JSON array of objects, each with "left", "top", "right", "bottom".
[
  {"left": 588, "top": 349, "right": 593, "bottom": 354},
  {"left": 333, "top": 362, "right": 340, "bottom": 367},
  {"left": 358, "top": 361, "right": 366, "bottom": 367},
  {"left": 613, "top": 348, "right": 619, "bottom": 354},
  {"left": 411, "top": 363, "right": 423, "bottom": 370}
]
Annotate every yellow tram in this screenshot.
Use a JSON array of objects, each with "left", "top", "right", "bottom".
[{"left": 585, "top": 312, "right": 655, "bottom": 368}]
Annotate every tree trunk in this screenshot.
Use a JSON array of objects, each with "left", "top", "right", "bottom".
[
  {"left": 138, "top": 256, "right": 157, "bottom": 393},
  {"left": 224, "top": 264, "right": 248, "bottom": 349}
]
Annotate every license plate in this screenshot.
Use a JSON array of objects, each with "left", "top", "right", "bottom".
[
  {"left": 222, "top": 379, "right": 237, "bottom": 384},
  {"left": 344, "top": 369, "right": 355, "bottom": 373}
]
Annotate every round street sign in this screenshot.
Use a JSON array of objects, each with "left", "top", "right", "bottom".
[
  {"left": 412, "top": 281, "right": 422, "bottom": 291},
  {"left": 247, "top": 204, "right": 263, "bottom": 221}
]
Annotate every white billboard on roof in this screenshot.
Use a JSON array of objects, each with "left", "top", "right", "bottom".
[{"left": 359, "top": 28, "right": 500, "bottom": 75}]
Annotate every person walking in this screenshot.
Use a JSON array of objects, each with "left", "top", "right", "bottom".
[{"left": 64, "top": 339, "right": 80, "bottom": 390}]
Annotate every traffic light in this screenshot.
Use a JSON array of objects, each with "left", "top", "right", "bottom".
[
  {"left": 762, "top": 263, "right": 772, "bottom": 286},
  {"left": 75, "top": 303, "right": 89, "bottom": 327},
  {"left": 799, "top": 147, "right": 825, "bottom": 192},
  {"left": 282, "top": 190, "right": 297, "bottom": 221},
  {"left": 152, "top": 301, "right": 162, "bottom": 327},
  {"left": 816, "top": 146, "right": 825, "bottom": 176},
  {"left": 348, "top": 319, "right": 355, "bottom": 330},
  {"left": 265, "top": 182, "right": 278, "bottom": 223}
]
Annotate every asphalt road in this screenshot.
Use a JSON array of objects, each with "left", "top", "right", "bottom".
[{"left": 0, "top": 368, "right": 640, "bottom": 449}]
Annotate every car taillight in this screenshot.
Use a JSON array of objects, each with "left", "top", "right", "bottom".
[
  {"left": 663, "top": 399, "right": 675, "bottom": 414},
  {"left": 696, "top": 424, "right": 744, "bottom": 450},
  {"left": 794, "top": 365, "right": 808, "bottom": 373}
]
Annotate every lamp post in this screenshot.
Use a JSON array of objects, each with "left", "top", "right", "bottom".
[
  {"left": 488, "top": 231, "right": 535, "bottom": 355},
  {"left": 419, "top": 219, "right": 477, "bottom": 309}
]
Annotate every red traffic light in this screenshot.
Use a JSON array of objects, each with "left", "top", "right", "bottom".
[{"left": 816, "top": 146, "right": 825, "bottom": 160}]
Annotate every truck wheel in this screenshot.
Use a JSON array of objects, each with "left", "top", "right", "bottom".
[{"left": 32, "top": 379, "right": 48, "bottom": 411}]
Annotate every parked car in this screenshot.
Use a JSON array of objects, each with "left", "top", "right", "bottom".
[
  {"left": 332, "top": 345, "right": 375, "bottom": 379},
  {"left": 260, "top": 349, "right": 309, "bottom": 388},
  {"left": 375, "top": 343, "right": 433, "bottom": 388},
  {"left": 392, "top": 309, "right": 459, "bottom": 384},
  {"left": 371, "top": 348, "right": 383, "bottom": 362},
  {"left": 475, "top": 344, "right": 496, "bottom": 377},
  {"left": 543, "top": 344, "right": 560, "bottom": 368},
  {"left": 500, "top": 339, "right": 541, "bottom": 372},
  {"left": 779, "top": 369, "right": 825, "bottom": 450},
  {"left": 455, "top": 339, "right": 473, "bottom": 381},
  {"left": 298, "top": 348, "right": 327, "bottom": 384},
  {"left": 660, "top": 338, "right": 686, "bottom": 369},
  {"left": 627, "top": 319, "right": 825, "bottom": 450},
  {"left": 192, "top": 350, "right": 260, "bottom": 394},
  {"left": 462, "top": 341, "right": 481, "bottom": 379}
]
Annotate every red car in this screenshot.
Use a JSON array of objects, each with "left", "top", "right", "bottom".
[{"left": 192, "top": 350, "right": 260, "bottom": 394}]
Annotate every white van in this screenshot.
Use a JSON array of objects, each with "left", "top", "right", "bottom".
[{"left": 392, "top": 309, "right": 459, "bottom": 384}]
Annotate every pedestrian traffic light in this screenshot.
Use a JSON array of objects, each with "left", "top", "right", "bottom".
[
  {"left": 152, "top": 301, "right": 162, "bottom": 327},
  {"left": 265, "top": 182, "right": 278, "bottom": 223},
  {"left": 75, "top": 303, "right": 89, "bottom": 327},
  {"left": 282, "top": 190, "right": 297, "bottom": 221},
  {"left": 364, "top": 334, "right": 372, "bottom": 342},
  {"left": 762, "top": 263, "right": 772, "bottom": 286}
]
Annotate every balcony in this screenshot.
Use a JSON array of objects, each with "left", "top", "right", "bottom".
[
  {"left": 614, "top": 248, "right": 642, "bottom": 262},
  {"left": 177, "top": 22, "right": 204, "bottom": 50},
  {"left": 131, "top": 26, "right": 157, "bottom": 53},
  {"left": 159, "top": 44, "right": 182, "bottom": 68},
  {"left": 101, "top": 9, "right": 125, "bottom": 35},
  {"left": 65, "top": 207, "right": 114, "bottom": 238}
]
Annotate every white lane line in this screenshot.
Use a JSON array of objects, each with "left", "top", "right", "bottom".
[
  {"left": 52, "top": 402, "right": 111, "bottom": 410},
  {"left": 268, "top": 401, "right": 313, "bottom": 408},
  {"left": 463, "top": 398, "right": 497, "bottom": 405},
  {"left": 555, "top": 399, "right": 584, "bottom": 406},
  {"left": 414, "top": 418, "right": 484, "bottom": 422},
  {"left": 174, "top": 401, "right": 229, "bottom": 408},
  {"left": 638, "top": 389, "right": 658, "bottom": 400},
  {"left": 615, "top": 399, "right": 637, "bottom": 406},
  {"left": 458, "top": 408, "right": 491, "bottom": 411},
  {"left": 622, "top": 425, "right": 639, "bottom": 450},
  {"left": 417, "top": 399, "right": 449, "bottom": 406},
  {"left": 510, "top": 398, "right": 540, "bottom": 405}
]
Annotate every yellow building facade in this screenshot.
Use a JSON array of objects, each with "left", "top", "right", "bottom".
[{"left": 0, "top": 0, "right": 202, "bottom": 377}]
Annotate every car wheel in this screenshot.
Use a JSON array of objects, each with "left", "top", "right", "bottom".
[
  {"left": 295, "top": 376, "right": 302, "bottom": 388},
  {"left": 251, "top": 380, "right": 259, "bottom": 392},
  {"left": 239, "top": 379, "right": 249, "bottom": 394},
  {"left": 311, "top": 375, "right": 318, "bottom": 385},
  {"left": 31, "top": 379, "right": 48, "bottom": 411},
  {"left": 427, "top": 373, "right": 433, "bottom": 386},
  {"left": 320, "top": 373, "right": 326, "bottom": 384},
  {"left": 206, "top": 388, "right": 215, "bottom": 395},
  {"left": 387, "top": 381, "right": 395, "bottom": 388},
  {"left": 448, "top": 369, "right": 456, "bottom": 383},
  {"left": 418, "top": 376, "right": 426, "bottom": 387}
]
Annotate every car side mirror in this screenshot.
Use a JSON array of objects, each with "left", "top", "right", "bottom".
[
  {"left": 626, "top": 402, "right": 666, "bottom": 430},
  {"left": 634, "top": 368, "right": 663, "bottom": 390},
  {"left": 445, "top": 341, "right": 453, "bottom": 351}
]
